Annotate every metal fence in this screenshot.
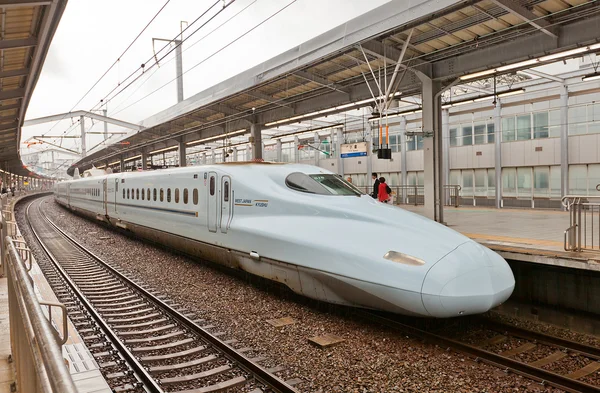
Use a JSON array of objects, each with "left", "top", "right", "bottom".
[
  {"left": 0, "top": 197, "right": 78, "bottom": 393},
  {"left": 563, "top": 189, "right": 600, "bottom": 252},
  {"left": 356, "top": 184, "right": 462, "bottom": 207}
]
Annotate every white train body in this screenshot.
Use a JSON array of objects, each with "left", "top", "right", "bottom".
[{"left": 54, "top": 163, "right": 514, "bottom": 317}]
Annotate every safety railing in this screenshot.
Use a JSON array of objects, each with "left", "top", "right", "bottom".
[
  {"left": 562, "top": 192, "right": 600, "bottom": 252},
  {"left": 0, "top": 196, "right": 77, "bottom": 393}
]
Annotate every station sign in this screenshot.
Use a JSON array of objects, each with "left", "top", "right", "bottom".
[{"left": 340, "top": 142, "right": 367, "bottom": 158}]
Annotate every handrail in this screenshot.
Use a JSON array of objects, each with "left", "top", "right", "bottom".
[{"left": 5, "top": 236, "right": 77, "bottom": 393}]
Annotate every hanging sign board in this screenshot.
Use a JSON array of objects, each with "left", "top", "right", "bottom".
[{"left": 340, "top": 142, "right": 367, "bottom": 158}]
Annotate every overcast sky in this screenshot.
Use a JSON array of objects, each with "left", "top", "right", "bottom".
[{"left": 21, "top": 0, "right": 390, "bottom": 156}]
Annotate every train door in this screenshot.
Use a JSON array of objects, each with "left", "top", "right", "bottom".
[
  {"left": 220, "top": 176, "right": 232, "bottom": 234},
  {"left": 207, "top": 172, "right": 218, "bottom": 233},
  {"left": 114, "top": 178, "right": 120, "bottom": 214},
  {"left": 103, "top": 179, "right": 108, "bottom": 215}
]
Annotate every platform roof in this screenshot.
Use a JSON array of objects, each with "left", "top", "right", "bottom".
[
  {"left": 0, "top": 0, "right": 67, "bottom": 178},
  {"left": 69, "top": 0, "right": 600, "bottom": 175}
]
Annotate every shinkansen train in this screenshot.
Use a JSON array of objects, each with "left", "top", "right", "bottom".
[{"left": 54, "top": 162, "right": 515, "bottom": 317}]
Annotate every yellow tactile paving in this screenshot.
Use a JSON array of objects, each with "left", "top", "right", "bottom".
[{"left": 463, "top": 233, "right": 565, "bottom": 248}]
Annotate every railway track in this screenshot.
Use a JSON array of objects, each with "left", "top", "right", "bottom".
[
  {"left": 25, "top": 197, "right": 298, "bottom": 393},
  {"left": 359, "top": 311, "right": 600, "bottom": 393}
]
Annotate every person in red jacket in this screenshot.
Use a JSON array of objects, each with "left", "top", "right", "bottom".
[{"left": 378, "top": 177, "right": 391, "bottom": 203}]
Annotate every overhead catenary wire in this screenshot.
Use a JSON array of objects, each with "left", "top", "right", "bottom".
[{"left": 114, "top": 0, "right": 298, "bottom": 115}]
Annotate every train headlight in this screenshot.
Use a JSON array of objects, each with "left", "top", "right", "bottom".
[{"left": 383, "top": 251, "right": 425, "bottom": 266}]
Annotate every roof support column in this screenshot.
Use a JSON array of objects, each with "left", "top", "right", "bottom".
[
  {"left": 80, "top": 116, "right": 86, "bottom": 157},
  {"left": 141, "top": 150, "right": 148, "bottom": 170},
  {"left": 201, "top": 152, "right": 206, "bottom": 165},
  {"left": 560, "top": 85, "right": 569, "bottom": 208},
  {"left": 336, "top": 128, "right": 344, "bottom": 177},
  {"left": 494, "top": 100, "right": 502, "bottom": 208},
  {"left": 442, "top": 108, "right": 450, "bottom": 206},
  {"left": 119, "top": 157, "right": 124, "bottom": 173},
  {"left": 232, "top": 147, "right": 238, "bottom": 162},
  {"left": 250, "top": 123, "right": 262, "bottom": 160},
  {"left": 293, "top": 136, "right": 299, "bottom": 163},
  {"left": 314, "top": 133, "right": 320, "bottom": 167},
  {"left": 400, "top": 116, "right": 408, "bottom": 204},
  {"left": 178, "top": 140, "right": 186, "bottom": 167},
  {"left": 366, "top": 120, "right": 373, "bottom": 185},
  {"left": 420, "top": 76, "right": 443, "bottom": 222},
  {"left": 245, "top": 144, "right": 252, "bottom": 161},
  {"left": 276, "top": 140, "right": 282, "bottom": 162}
]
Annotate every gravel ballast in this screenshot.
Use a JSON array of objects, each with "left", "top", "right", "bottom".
[{"left": 18, "top": 197, "right": 592, "bottom": 392}]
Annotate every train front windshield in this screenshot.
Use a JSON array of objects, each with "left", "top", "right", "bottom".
[{"left": 286, "top": 172, "right": 363, "bottom": 196}]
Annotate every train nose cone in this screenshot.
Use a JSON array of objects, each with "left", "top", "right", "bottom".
[{"left": 421, "top": 242, "right": 515, "bottom": 317}]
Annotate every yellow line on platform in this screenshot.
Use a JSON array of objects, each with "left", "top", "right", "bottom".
[{"left": 462, "top": 233, "right": 564, "bottom": 247}]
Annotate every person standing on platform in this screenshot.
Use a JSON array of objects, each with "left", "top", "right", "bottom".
[
  {"left": 346, "top": 176, "right": 353, "bottom": 183},
  {"left": 378, "top": 176, "right": 391, "bottom": 203},
  {"left": 371, "top": 173, "right": 380, "bottom": 199}
]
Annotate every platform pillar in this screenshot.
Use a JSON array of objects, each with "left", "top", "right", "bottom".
[
  {"left": 313, "top": 133, "right": 320, "bottom": 167},
  {"left": 366, "top": 120, "right": 373, "bottom": 187},
  {"left": 251, "top": 123, "right": 262, "bottom": 160},
  {"left": 419, "top": 76, "right": 443, "bottom": 222},
  {"left": 276, "top": 140, "right": 282, "bottom": 162},
  {"left": 560, "top": 85, "right": 569, "bottom": 205},
  {"left": 141, "top": 150, "right": 148, "bottom": 170},
  {"left": 232, "top": 147, "right": 238, "bottom": 162},
  {"left": 400, "top": 116, "right": 408, "bottom": 203},
  {"left": 293, "top": 136, "right": 299, "bottom": 163},
  {"left": 245, "top": 143, "right": 252, "bottom": 161},
  {"left": 336, "top": 128, "right": 344, "bottom": 177},
  {"left": 80, "top": 116, "right": 86, "bottom": 157},
  {"left": 119, "top": 157, "right": 124, "bottom": 173},
  {"left": 178, "top": 140, "right": 186, "bottom": 167},
  {"left": 494, "top": 100, "right": 502, "bottom": 208},
  {"left": 442, "top": 108, "right": 450, "bottom": 205}
]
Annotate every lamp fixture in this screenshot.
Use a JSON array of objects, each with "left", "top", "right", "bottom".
[
  {"left": 582, "top": 72, "right": 600, "bottom": 82},
  {"left": 186, "top": 129, "right": 247, "bottom": 146}
]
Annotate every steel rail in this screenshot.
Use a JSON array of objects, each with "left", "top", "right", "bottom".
[
  {"left": 30, "top": 196, "right": 298, "bottom": 393},
  {"left": 357, "top": 310, "right": 600, "bottom": 393},
  {"left": 479, "top": 318, "right": 600, "bottom": 360},
  {"left": 25, "top": 199, "right": 161, "bottom": 393}
]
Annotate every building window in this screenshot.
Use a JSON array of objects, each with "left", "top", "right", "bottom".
[
  {"left": 193, "top": 189, "right": 199, "bottom": 205},
  {"left": 474, "top": 169, "right": 486, "bottom": 197},
  {"left": 534, "top": 166, "right": 550, "bottom": 197},
  {"left": 183, "top": 189, "right": 189, "bottom": 204},
  {"left": 449, "top": 127, "right": 458, "bottom": 147},
  {"left": 462, "top": 125, "right": 473, "bottom": 146},
  {"left": 462, "top": 170, "right": 473, "bottom": 197},
  {"left": 533, "top": 112, "right": 549, "bottom": 139},
  {"left": 517, "top": 167, "right": 532, "bottom": 197},
  {"left": 474, "top": 123, "right": 486, "bottom": 145},
  {"left": 502, "top": 168, "right": 517, "bottom": 197},
  {"left": 502, "top": 117, "right": 515, "bottom": 142},
  {"left": 487, "top": 168, "right": 495, "bottom": 197},
  {"left": 550, "top": 166, "right": 561, "bottom": 198},
  {"left": 516, "top": 115, "right": 531, "bottom": 140},
  {"left": 175, "top": 188, "right": 180, "bottom": 203}
]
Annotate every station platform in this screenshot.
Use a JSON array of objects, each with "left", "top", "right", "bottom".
[
  {"left": 401, "top": 205, "right": 600, "bottom": 271},
  {"left": 0, "top": 194, "right": 111, "bottom": 393}
]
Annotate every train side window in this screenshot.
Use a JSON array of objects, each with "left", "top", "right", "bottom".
[
  {"left": 175, "top": 188, "right": 180, "bottom": 204},
  {"left": 210, "top": 176, "right": 215, "bottom": 196},
  {"left": 183, "top": 189, "right": 188, "bottom": 204},
  {"left": 193, "top": 189, "right": 198, "bottom": 205},
  {"left": 123, "top": 189, "right": 125, "bottom": 199},
  {"left": 160, "top": 188, "right": 164, "bottom": 202},
  {"left": 147, "top": 188, "right": 150, "bottom": 201},
  {"left": 136, "top": 189, "right": 140, "bottom": 200},
  {"left": 142, "top": 189, "right": 145, "bottom": 200},
  {"left": 167, "top": 188, "right": 172, "bottom": 203},
  {"left": 127, "top": 189, "right": 130, "bottom": 199},
  {"left": 153, "top": 188, "right": 157, "bottom": 201},
  {"left": 224, "top": 181, "right": 229, "bottom": 202}
]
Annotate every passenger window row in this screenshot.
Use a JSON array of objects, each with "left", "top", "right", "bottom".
[
  {"left": 77, "top": 188, "right": 100, "bottom": 197},
  {"left": 122, "top": 187, "right": 199, "bottom": 205}
]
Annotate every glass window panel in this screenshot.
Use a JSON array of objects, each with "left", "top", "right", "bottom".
[
  {"left": 450, "top": 128, "right": 458, "bottom": 147},
  {"left": 474, "top": 169, "right": 486, "bottom": 196},
  {"left": 193, "top": 189, "right": 199, "bottom": 205},
  {"left": 147, "top": 189, "right": 150, "bottom": 200},
  {"left": 417, "top": 172, "right": 424, "bottom": 186},
  {"left": 462, "top": 170, "right": 473, "bottom": 197},
  {"left": 167, "top": 188, "right": 171, "bottom": 203},
  {"left": 589, "top": 164, "right": 600, "bottom": 195},
  {"left": 449, "top": 170, "right": 460, "bottom": 186},
  {"left": 462, "top": 125, "right": 473, "bottom": 146},
  {"left": 569, "top": 165, "right": 587, "bottom": 195},
  {"left": 487, "top": 168, "right": 495, "bottom": 197},
  {"left": 474, "top": 123, "right": 486, "bottom": 145},
  {"left": 141, "top": 189, "right": 145, "bottom": 200},
  {"left": 160, "top": 188, "right": 164, "bottom": 202},
  {"left": 487, "top": 123, "right": 495, "bottom": 144},
  {"left": 533, "top": 166, "right": 550, "bottom": 197},
  {"left": 533, "top": 112, "right": 549, "bottom": 139},
  {"left": 406, "top": 136, "right": 416, "bottom": 151},
  {"left": 390, "top": 173, "right": 399, "bottom": 186},
  {"left": 502, "top": 168, "right": 517, "bottom": 197},
  {"left": 589, "top": 121, "right": 600, "bottom": 135},
  {"left": 569, "top": 106, "right": 587, "bottom": 135},
  {"left": 175, "top": 188, "right": 180, "bottom": 203},
  {"left": 416, "top": 135, "right": 424, "bottom": 150},
  {"left": 502, "top": 117, "right": 515, "bottom": 142},
  {"left": 153, "top": 188, "right": 157, "bottom": 201},
  {"left": 407, "top": 172, "right": 417, "bottom": 186},
  {"left": 210, "top": 176, "right": 215, "bottom": 195},
  {"left": 183, "top": 189, "right": 189, "bottom": 204},
  {"left": 516, "top": 115, "right": 531, "bottom": 140},
  {"left": 517, "top": 167, "right": 532, "bottom": 197},
  {"left": 550, "top": 166, "right": 561, "bottom": 198}
]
